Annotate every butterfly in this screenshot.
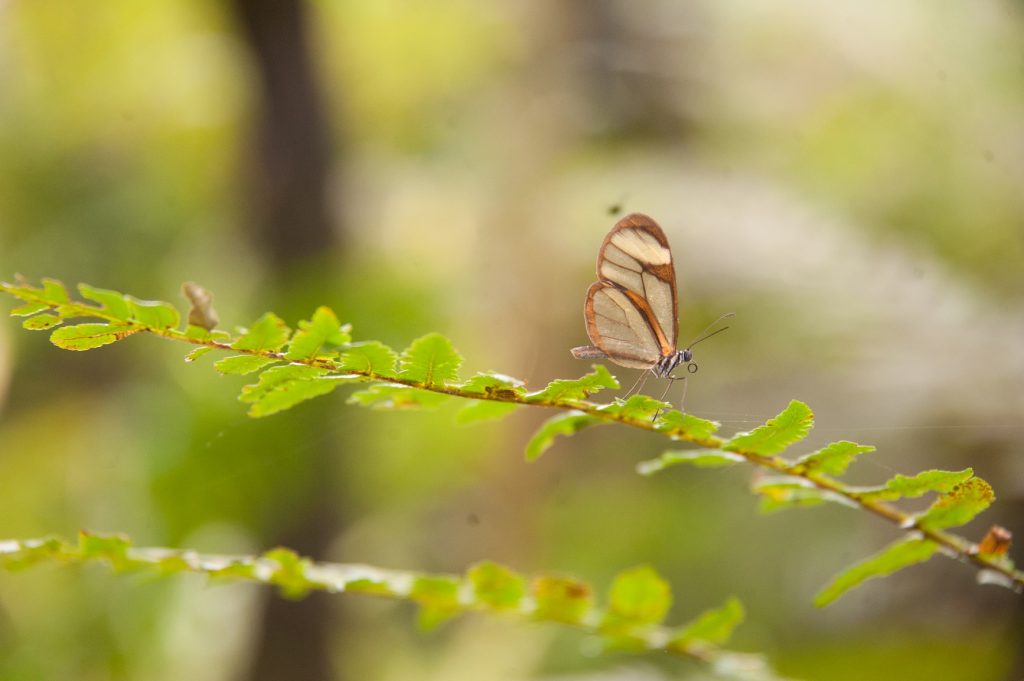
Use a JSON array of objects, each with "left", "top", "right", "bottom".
[{"left": 571, "top": 213, "right": 731, "bottom": 401}]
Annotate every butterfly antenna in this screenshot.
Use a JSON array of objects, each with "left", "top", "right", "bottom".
[{"left": 685, "top": 312, "right": 736, "bottom": 350}]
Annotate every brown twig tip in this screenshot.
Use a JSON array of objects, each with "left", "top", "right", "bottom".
[{"left": 975, "top": 525, "right": 1012, "bottom": 558}]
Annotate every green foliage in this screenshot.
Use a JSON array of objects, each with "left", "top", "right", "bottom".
[
  {"left": 723, "top": 400, "right": 814, "bottom": 456},
  {"left": 78, "top": 283, "right": 132, "bottom": 319},
  {"left": 637, "top": 450, "right": 744, "bottom": 475},
  {"left": 752, "top": 476, "right": 852, "bottom": 513},
  {"left": 458, "top": 372, "right": 526, "bottom": 398},
  {"left": 858, "top": 468, "right": 975, "bottom": 502},
  {"left": 654, "top": 409, "right": 721, "bottom": 441},
  {"left": 604, "top": 565, "right": 672, "bottom": 629},
  {"left": 285, "top": 307, "right": 351, "bottom": 360},
  {"left": 126, "top": 296, "right": 180, "bottom": 329},
  {"left": 916, "top": 477, "right": 994, "bottom": 530},
  {"left": 214, "top": 355, "right": 281, "bottom": 375},
  {"left": 184, "top": 346, "right": 215, "bottom": 362},
  {"left": 796, "top": 441, "right": 876, "bottom": 476},
  {"left": 524, "top": 411, "right": 601, "bottom": 461},
  {"left": 410, "top": 575, "right": 461, "bottom": 631},
  {"left": 21, "top": 313, "right": 62, "bottom": 330},
  {"left": 231, "top": 312, "right": 291, "bottom": 352},
  {"left": 598, "top": 394, "right": 668, "bottom": 421},
  {"left": 2, "top": 278, "right": 1021, "bottom": 617},
  {"left": 50, "top": 323, "right": 139, "bottom": 350},
  {"left": 398, "top": 332, "right": 462, "bottom": 386},
  {"left": 347, "top": 384, "right": 450, "bottom": 410},
  {"left": 670, "top": 597, "right": 745, "bottom": 648},
  {"left": 455, "top": 400, "right": 520, "bottom": 425},
  {"left": 336, "top": 341, "right": 399, "bottom": 376},
  {"left": 264, "top": 547, "right": 314, "bottom": 599},
  {"left": 815, "top": 538, "right": 939, "bottom": 607},
  {"left": 239, "top": 365, "right": 348, "bottom": 417},
  {"left": 0, "top": 533, "right": 773, "bottom": 675},
  {"left": 525, "top": 364, "right": 619, "bottom": 404},
  {"left": 467, "top": 561, "right": 526, "bottom": 609},
  {"left": 531, "top": 575, "right": 593, "bottom": 624}
]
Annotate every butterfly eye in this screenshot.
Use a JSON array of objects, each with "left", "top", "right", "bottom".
[{"left": 682, "top": 349, "right": 693, "bottom": 363}]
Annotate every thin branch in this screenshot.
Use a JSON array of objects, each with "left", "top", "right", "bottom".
[{"left": 4, "top": 284, "right": 1022, "bottom": 592}]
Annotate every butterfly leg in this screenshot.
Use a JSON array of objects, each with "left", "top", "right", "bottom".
[
  {"left": 651, "top": 374, "right": 677, "bottom": 423},
  {"left": 676, "top": 374, "right": 689, "bottom": 414},
  {"left": 623, "top": 370, "right": 649, "bottom": 400}
]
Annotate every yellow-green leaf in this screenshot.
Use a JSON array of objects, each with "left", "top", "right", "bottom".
[
  {"left": 605, "top": 565, "right": 672, "bottom": 627},
  {"left": 232, "top": 313, "right": 291, "bottom": 352},
  {"left": 398, "top": 333, "right": 462, "bottom": 386},
  {"left": 815, "top": 538, "right": 939, "bottom": 607},
  {"left": 467, "top": 561, "right": 525, "bottom": 610},
  {"left": 214, "top": 355, "right": 281, "bottom": 376},
  {"left": 524, "top": 411, "right": 600, "bottom": 461},
  {"left": 723, "top": 400, "right": 813, "bottom": 455},
  {"left": 50, "top": 323, "right": 139, "bottom": 350}
]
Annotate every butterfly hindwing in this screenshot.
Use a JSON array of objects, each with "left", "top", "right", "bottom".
[{"left": 584, "top": 282, "right": 663, "bottom": 369}]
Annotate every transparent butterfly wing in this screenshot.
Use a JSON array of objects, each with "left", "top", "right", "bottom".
[
  {"left": 582, "top": 214, "right": 679, "bottom": 368},
  {"left": 584, "top": 282, "right": 663, "bottom": 369}
]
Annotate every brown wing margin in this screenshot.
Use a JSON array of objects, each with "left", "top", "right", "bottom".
[{"left": 596, "top": 213, "right": 679, "bottom": 350}]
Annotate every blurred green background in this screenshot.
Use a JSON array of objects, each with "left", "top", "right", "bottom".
[{"left": 0, "top": 1, "right": 1022, "bottom": 680}]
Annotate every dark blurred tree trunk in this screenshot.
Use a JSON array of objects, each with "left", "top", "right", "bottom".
[
  {"left": 230, "top": 2, "right": 343, "bottom": 681},
  {"left": 233, "top": 0, "right": 338, "bottom": 271},
  {"left": 564, "top": 0, "right": 704, "bottom": 140}
]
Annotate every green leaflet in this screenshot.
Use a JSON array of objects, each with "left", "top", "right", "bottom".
[
  {"left": 78, "top": 283, "right": 131, "bottom": 320},
  {"left": 654, "top": 410, "right": 721, "bottom": 441},
  {"left": 637, "top": 449, "right": 744, "bottom": 475},
  {"left": 397, "top": 333, "right": 462, "bottom": 386},
  {"left": 723, "top": 400, "right": 813, "bottom": 455},
  {"left": 184, "top": 346, "right": 215, "bottom": 363},
  {"left": 347, "top": 384, "right": 450, "bottom": 410},
  {"left": 670, "top": 596, "right": 744, "bottom": 648},
  {"left": 40, "top": 278, "right": 70, "bottom": 304},
  {"left": 531, "top": 575, "right": 593, "bottom": 624},
  {"left": 458, "top": 372, "right": 526, "bottom": 399},
  {"left": 231, "top": 312, "right": 291, "bottom": 352},
  {"left": 285, "top": 307, "right": 351, "bottom": 360},
  {"left": 916, "top": 477, "right": 994, "bottom": 530},
  {"left": 410, "top": 575, "right": 461, "bottom": 631},
  {"left": 752, "top": 476, "right": 854, "bottom": 513},
  {"left": 264, "top": 547, "right": 313, "bottom": 599},
  {"left": 524, "top": 411, "right": 601, "bottom": 461},
  {"left": 50, "top": 323, "right": 139, "bottom": 350},
  {"left": 797, "top": 440, "right": 875, "bottom": 477},
  {"left": 8, "top": 301, "right": 50, "bottom": 317},
  {"left": 214, "top": 355, "right": 281, "bottom": 376},
  {"left": 126, "top": 296, "right": 181, "bottom": 329},
  {"left": 22, "top": 313, "right": 62, "bottom": 330},
  {"left": 526, "top": 365, "right": 619, "bottom": 404},
  {"left": 336, "top": 341, "right": 398, "bottom": 376},
  {"left": 858, "top": 468, "right": 975, "bottom": 502},
  {"left": 467, "top": 561, "right": 526, "bottom": 609},
  {"left": 599, "top": 394, "right": 669, "bottom": 421},
  {"left": 78, "top": 531, "right": 131, "bottom": 562},
  {"left": 239, "top": 364, "right": 346, "bottom": 417},
  {"left": 455, "top": 400, "right": 520, "bottom": 425},
  {"left": 815, "top": 538, "right": 939, "bottom": 607},
  {"left": 604, "top": 565, "right": 672, "bottom": 628}
]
